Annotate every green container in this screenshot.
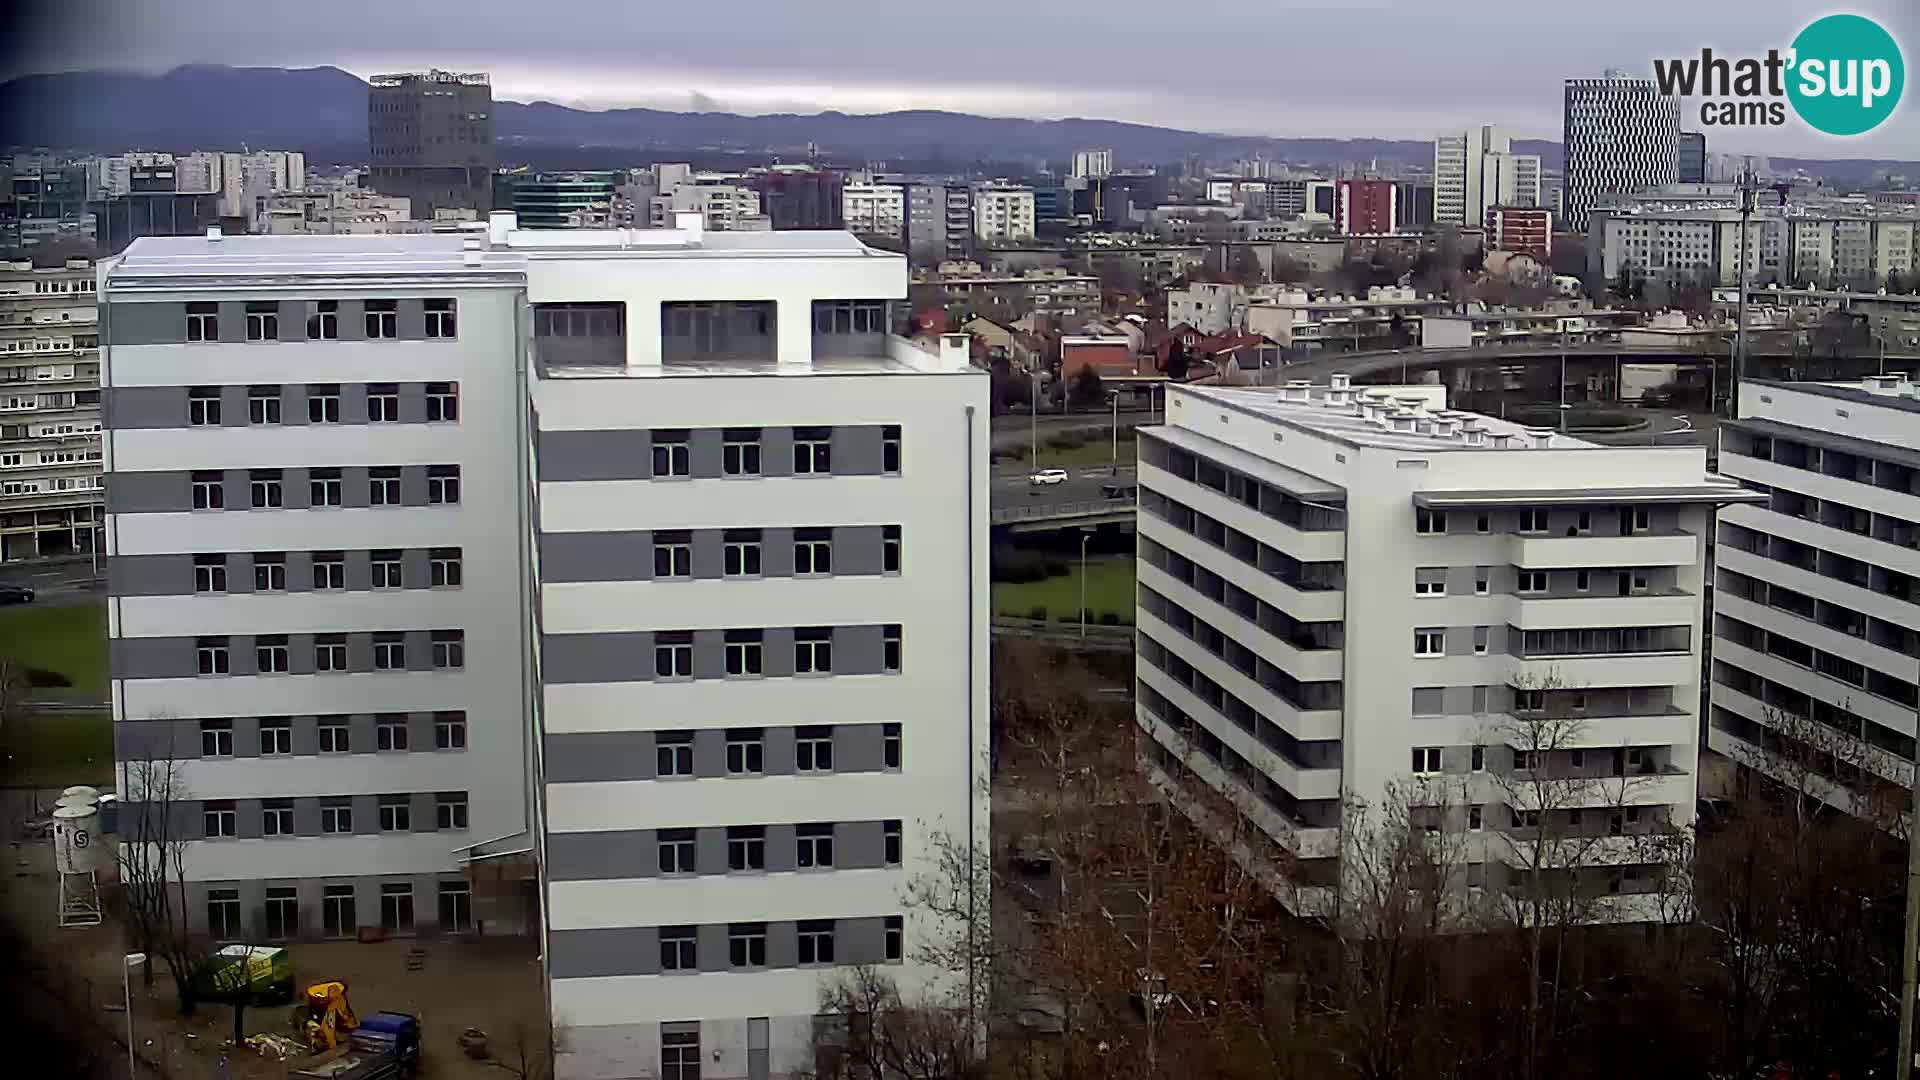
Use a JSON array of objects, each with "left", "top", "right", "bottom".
[{"left": 196, "top": 944, "right": 294, "bottom": 1004}]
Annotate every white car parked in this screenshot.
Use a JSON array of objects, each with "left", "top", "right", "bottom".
[{"left": 1027, "top": 468, "right": 1070, "bottom": 486}]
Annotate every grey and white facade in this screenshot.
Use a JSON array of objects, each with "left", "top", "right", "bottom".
[
  {"left": 1136, "top": 378, "right": 1757, "bottom": 919},
  {"left": 1562, "top": 73, "right": 1680, "bottom": 233},
  {"left": 2, "top": 255, "right": 103, "bottom": 561},
  {"left": 1711, "top": 377, "right": 1920, "bottom": 822},
  {"left": 103, "top": 216, "right": 990, "bottom": 1079}
]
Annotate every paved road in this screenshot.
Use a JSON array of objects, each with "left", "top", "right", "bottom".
[
  {"left": 0, "top": 557, "right": 104, "bottom": 608},
  {"left": 993, "top": 468, "right": 1135, "bottom": 513}
]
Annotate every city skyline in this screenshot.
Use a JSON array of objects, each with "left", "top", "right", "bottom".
[{"left": 7, "top": 0, "right": 1917, "bottom": 161}]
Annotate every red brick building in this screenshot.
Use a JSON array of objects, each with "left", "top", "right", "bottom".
[
  {"left": 1484, "top": 206, "right": 1553, "bottom": 261},
  {"left": 1334, "top": 179, "right": 1398, "bottom": 236}
]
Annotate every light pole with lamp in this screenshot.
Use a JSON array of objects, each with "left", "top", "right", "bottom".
[
  {"left": 1079, "top": 529, "right": 1092, "bottom": 641},
  {"left": 1109, "top": 392, "right": 1120, "bottom": 475},
  {"left": 1029, "top": 366, "right": 1039, "bottom": 464},
  {"left": 124, "top": 952, "right": 146, "bottom": 1079}
]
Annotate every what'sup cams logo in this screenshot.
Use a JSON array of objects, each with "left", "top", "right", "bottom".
[{"left": 1653, "top": 13, "right": 1904, "bottom": 135}]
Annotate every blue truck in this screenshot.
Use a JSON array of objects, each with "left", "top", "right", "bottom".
[{"left": 289, "top": 1012, "right": 422, "bottom": 1080}]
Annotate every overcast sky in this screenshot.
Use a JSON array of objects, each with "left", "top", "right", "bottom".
[{"left": 10, "top": 0, "right": 1918, "bottom": 158}]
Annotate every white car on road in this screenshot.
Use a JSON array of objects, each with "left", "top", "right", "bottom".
[{"left": 1027, "top": 468, "right": 1070, "bottom": 486}]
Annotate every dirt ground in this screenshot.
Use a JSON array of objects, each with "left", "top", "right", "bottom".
[{"left": 4, "top": 785, "right": 544, "bottom": 1080}]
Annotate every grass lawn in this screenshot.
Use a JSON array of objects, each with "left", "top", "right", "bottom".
[
  {"left": 1001, "top": 436, "right": 1138, "bottom": 469},
  {"left": 993, "top": 557, "right": 1137, "bottom": 622},
  {"left": 0, "top": 602, "right": 108, "bottom": 695},
  {"left": 0, "top": 709, "right": 113, "bottom": 787}
]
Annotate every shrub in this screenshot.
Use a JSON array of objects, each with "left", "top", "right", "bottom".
[
  {"left": 24, "top": 667, "right": 70, "bottom": 688},
  {"left": 1099, "top": 612, "right": 1121, "bottom": 626},
  {"left": 1028, "top": 606, "right": 1048, "bottom": 622}
]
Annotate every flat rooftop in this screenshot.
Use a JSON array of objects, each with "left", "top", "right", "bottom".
[
  {"left": 1750, "top": 377, "right": 1920, "bottom": 416},
  {"left": 1180, "top": 383, "right": 1576, "bottom": 453}
]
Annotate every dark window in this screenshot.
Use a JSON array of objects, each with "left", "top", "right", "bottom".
[
  {"left": 307, "top": 301, "right": 339, "bottom": 340},
  {"left": 187, "top": 386, "right": 221, "bottom": 425},
  {"left": 882, "top": 425, "right": 901, "bottom": 474},
  {"left": 656, "top": 731, "right": 694, "bottom": 777},
  {"left": 365, "top": 299, "right": 399, "bottom": 339},
  {"left": 652, "top": 430, "right": 690, "bottom": 478}
]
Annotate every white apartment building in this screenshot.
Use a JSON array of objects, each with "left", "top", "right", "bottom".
[
  {"left": 1594, "top": 208, "right": 1920, "bottom": 289},
  {"left": 1711, "top": 377, "right": 1920, "bottom": 822},
  {"left": 841, "top": 183, "right": 906, "bottom": 242},
  {"left": 649, "top": 181, "right": 767, "bottom": 232},
  {"left": 1563, "top": 74, "right": 1680, "bottom": 232},
  {"left": 972, "top": 185, "right": 1036, "bottom": 244},
  {"left": 103, "top": 215, "right": 990, "bottom": 1080},
  {"left": 1, "top": 256, "right": 103, "bottom": 562},
  {"left": 1073, "top": 148, "right": 1114, "bottom": 180},
  {"left": 1434, "top": 126, "right": 1542, "bottom": 227},
  {"left": 1136, "top": 377, "right": 1758, "bottom": 919},
  {"left": 1166, "top": 281, "right": 1246, "bottom": 335}
]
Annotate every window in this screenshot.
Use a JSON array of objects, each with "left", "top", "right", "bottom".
[
  {"left": 1473, "top": 626, "right": 1489, "bottom": 655},
  {"left": 321, "top": 800, "right": 352, "bottom": 834},
  {"left": 376, "top": 714, "right": 409, "bottom": 752},
  {"left": 307, "top": 384, "right": 340, "bottom": 423},
  {"left": 1411, "top": 747, "right": 1442, "bottom": 774},
  {"left": 883, "top": 625, "right": 902, "bottom": 674},
  {"left": 431, "top": 630, "right": 465, "bottom": 670},
  {"left": 658, "top": 829, "right": 696, "bottom": 875},
  {"left": 186, "top": 302, "right": 218, "bottom": 342},
  {"left": 322, "top": 884, "right": 355, "bottom": 938},
  {"left": 652, "top": 430, "right": 690, "bottom": 478},
  {"left": 1512, "top": 808, "right": 1540, "bottom": 830},
  {"left": 378, "top": 794, "right": 411, "bottom": 832},
  {"left": 1515, "top": 688, "right": 1545, "bottom": 712},
  {"left": 425, "top": 382, "right": 458, "bottom": 422},
  {"left": 371, "top": 549, "right": 403, "bottom": 588},
  {"left": 247, "top": 385, "right": 281, "bottom": 424},
  {"left": 207, "top": 889, "right": 242, "bottom": 938},
  {"left": 797, "top": 823, "right": 835, "bottom": 869},
  {"left": 312, "top": 551, "right": 345, "bottom": 590},
  {"left": 884, "top": 819, "right": 903, "bottom": 866},
  {"left": 882, "top": 425, "right": 903, "bottom": 474},
  {"left": 1415, "top": 508, "right": 1446, "bottom": 535},
  {"left": 367, "top": 383, "right": 400, "bottom": 422},
  {"left": 1629, "top": 572, "right": 1650, "bottom": 594},
  {"left": 427, "top": 465, "right": 460, "bottom": 504},
  {"left": 200, "top": 718, "right": 233, "bottom": 757},
  {"left": 1575, "top": 570, "right": 1591, "bottom": 593},
  {"left": 722, "top": 530, "right": 761, "bottom": 577},
  {"left": 653, "top": 532, "right": 692, "bottom": 578},
  {"left": 815, "top": 300, "right": 888, "bottom": 334},
  {"left": 193, "top": 553, "right": 227, "bottom": 593},
  {"left": 373, "top": 633, "right": 406, "bottom": 670},
  {"left": 1517, "top": 570, "right": 1548, "bottom": 595},
  {"left": 365, "top": 300, "right": 399, "bottom": 339},
  {"left": 436, "top": 792, "right": 468, "bottom": 830},
  {"left": 438, "top": 881, "right": 472, "bottom": 933},
  {"left": 793, "top": 427, "right": 832, "bottom": 474},
  {"left": 1471, "top": 744, "right": 1486, "bottom": 771},
  {"left": 796, "top": 726, "right": 834, "bottom": 772},
  {"left": 1414, "top": 568, "right": 1446, "bottom": 596},
  {"left": 258, "top": 716, "right": 292, "bottom": 754},
  {"left": 722, "top": 429, "right": 761, "bottom": 476},
  {"left": 795, "top": 628, "right": 833, "bottom": 674},
  {"left": 307, "top": 301, "right": 339, "bottom": 340},
  {"left": 319, "top": 716, "right": 350, "bottom": 753},
  {"left": 248, "top": 469, "right": 283, "bottom": 509},
  {"left": 1513, "top": 750, "right": 1539, "bottom": 772},
  {"left": 1413, "top": 629, "right": 1444, "bottom": 657},
  {"left": 1475, "top": 513, "right": 1490, "bottom": 534},
  {"left": 1519, "top": 508, "right": 1548, "bottom": 534},
  {"left": 379, "top": 882, "right": 414, "bottom": 932},
  {"left": 192, "top": 471, "right": 224, "bottom": 510},
  {"left": 883, "top": 525, "right": 901, "bottom": 574},
  {"left": 727, "top": 825, "right": 766, "bottom": 871},
  {"left": 881, "top": 915, "right": 905, "bottom": 961},
  {"left": 1574, "top": 511, "right": 1592, "bottom": 535},
  {"left": 882, "top": 722, "right": 902, "bottom": 769},
  {"left": 661, "top": 1029, "right": 700, "bottom": 1080},
  {"left": 725, "top": 630, "right": 763, "bottom": 676},
  {"left": 430, "top": 548, "right": 463, "bottom": 587},
  {"left": 196, "top": 636, "right": 230, "bottom": 675},
  {"left": 1469, "top": 806, "right": 1483, "bottom": 831},
  {"left": 729, "top": 923, "right": 767, "bottom": 968},
  {"left": 794, "top": 529, "right": 833, "bottom": 576},
  {"left": 203, "top": 800, "right": 237, "bottom": 838},
  {"left": 1629, "top": 507, "right": 1651, "bottom": 534},
  {"left": 654, "top": 631, "right": 693, "bottom": 679},
  {"left": 435, "top": 711, "right": 467, "bottom": 750},
  {"left": 727, "top": 729, "right": 764, "bottom": 775},
  {"left": 188, "top": 386, "right": 221, "bottom": 425},
  {"left": 262, "top": 799, "right": 294, "bottom": 837},
  {"left": 424, "top": 298, "right": 456, "bottom": 338},
  {"left": 656, "top": 731, "right": 694, "bottom": 777},
  {"left": 310, "top": 468, "right": 343, "bottom": 507},
  {"left": 797, "top": 920, "right": 836, "bottom": 965},
  {"left": 315, "top": 634, "right": 348, "bottom": 672}
]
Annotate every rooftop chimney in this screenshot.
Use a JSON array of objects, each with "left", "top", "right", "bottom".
[
  {"left": 1522, "top": 427, "right": 1555, "bottom": 449},
  {"left": 205, "top": 225, "right": 222, "bottom": 242},
  {"left": 1329, "top": 372, "right": 1352, "bottom": 392},
  {"left": 1281, "top": 379, "right": 1311, "bottom": 403},
  {"left": 1395, "top": 394, "right": 1427, "bottom": 416},
  {"left": 1462, "top": 424, "right": 1487, "bottom": 447}
]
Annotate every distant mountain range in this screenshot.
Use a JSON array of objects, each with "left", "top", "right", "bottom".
[{"left": 1, "top": 64, "right": 1913, "bottom": 185}]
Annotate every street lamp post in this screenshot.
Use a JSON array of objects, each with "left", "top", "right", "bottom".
[
  {"left": 124, "top": 952, "right": 146, "bottom": 1080},
  {"left": 1079, "top": 530, "right": 1092, "bottom": 641},
  {"left": 1110, "top": 393, "right": 1120, "bottom": 475},
  {"left": 1029, "top": 368, "right": 1039, "bottom": 464}
]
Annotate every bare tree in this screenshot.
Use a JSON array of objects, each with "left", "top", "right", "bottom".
[
  {"left": 809, "top": 967, "right": 982, "bottom": 1080},
  {"left": 115, "top": 730, "right": 211, "bottom": 1012}
]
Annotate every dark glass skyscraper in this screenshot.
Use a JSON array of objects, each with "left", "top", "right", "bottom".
[{"left": 367, "top": 70, "right": 495, "bottom": 219}]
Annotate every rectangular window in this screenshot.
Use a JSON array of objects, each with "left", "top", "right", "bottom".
[
  {"left": 200, "top": 718, "right": 233, "bottom": 757},
  {"left": 203, "top": 800, "right": 237, "bottom": 838},
  {"left": 307, "top": 302, "right": 339, "bottom": 341},
  {"left": 1517, "top": 570, "right": 1548, "bottom": 595},
  {"left": 379, "top": 882, "right": 414, "bottom": 932},
  {"left": 258, "top": 715, "right": 292, "bottom": 754},
  {"left": 1469, "top": 806, "right": 1483, "bottom": 831},
  {"left": 315, "top": 634, "right": 348, "bottom": 672},
  {"left": 883, "top": 625, "right": 902, "bottom": 674},
  {"left": 371, "top": 549, "right": 403, "bottom": 589},
  {"left": 814, "top": 299, "right": 888, "bottom": 334},
  {"left": 653, "top": 532, "right": 692, "bottom": 578},
  {"left": 726, "top": 728, "right": 764, "bottom": 775},
  {"left": 367, "top": 383, "right": 400, "bottom": 422},
  {"left": 884, "top": 819, "right": 902, "bottom": 866},
  {"left": 795, "top": 726, "right": 834, "bottom": 772},
  {"left": 722, "top": 428, "right": 761, "bottom": 476},
  {"left": 656, "top": 731, "right": 694, "bottom": 777},
  {"left": 193, "top": 553, "right": 227, "bottom": 593},
  {"left": 378, "top": 794, "right": 411, "bottom": 832},
  {"left": 725, "top": 630, "right": 763, "bottom": 677},
  {"left": 729, "top": 923, "right": 767, "bottom": 968},
  {"left": 365, "top": 300, "right": 399, "bottom": 339},
  {"left": 315, "top": 885, "right": 357, "bottom": 942},
  {"left": 1473, "top": 626, "right": 1489, "bottom": 655},
  {"left": 186, "top": 302, "right": 218, "bottom": 342},
  {"left": 795, "top": 627, "right": 833, "bottom": 674},
  {"left": 657, "top": 829, "right": 696, "bottom": 875},
  {"left": 1413, "top": 568, "right": 1446, "bottom": 596},
  {"left": 660, "top": 926, "right": 697, "bottom": 971},
  {"left": 427, "top": 465, "right": 460, "bottom": 504},
  {"left": 430, "top": 548, "right": 463, "bottom": 588},
  {"left": 1411, "top": 747, "right": 1442, "bottom": 774},
  {"left": 307, "top": 384, "right": 340, "bottom": 423},
  {"left": 188, "top": 386, "right": 221, "bottom": 425},
  {"left": 1415, "top": 508, "right": 1445, "bottom": 535},
  {"left": 249, "top": 469, "right": 283, "bottom": 509},
  {"left": 794, "top": 529, "right": 833, "bottom": 576},
  {"left": 722, "top": 530, "right": 761, "bottom": 577},
  {"left": 796, "top": 823, "right": 835, "bottom": 869},
  {"left": 207, "top": 889, "right": 241, "bottom": 938},
  {"left": 425, "top": 382, "right": 458, "bottom": 422},
  {"left": 797, "top": 920, "right": 836, "bottom": 965},
  {"left": 1575, "top": 570, "right": 1590, "bottom": 593},
  {"left": 196, "top": 636, "right": 230, "bottom": 675},
  {"left": 1413, "top": 629, "right": 1444, "bottom": 657},
  {"left": 424, "top": 298, "right": 456, "bottom": 338},
  {"left": 662, "top": 1031, "right": 700, "bottom": 1080},
  {"left": 318, "top": 716, "right": 349, "bottom": 753},
  {"left": 376, "top": 714, "right": 409, "bottom": 752},
  {"left": 1471, "top": 744, "right": 1485, "bottom": 771},
  {"left": 1475, "top": 513, "right": 1490, "bottom": 534},
  {"left": 435, "top": 711, "right": 467, "bottom": 750},
  {"left": 247, "top": 385, "right": 281, "bottom": 424},
  {"left": 431, "top": 630, "right": 465, "bottom": 670},
  {"left": 1519, "top": 509, "right": 1548, "bottom": 534},
  {"left": 435, "top": 792, "right": 468, "bottom": 830},
  {"left": 1630, "top": 507, "right": 1652, "bottom": 534},
  {"left": 312, "top": 551, "right": 345, "bottom": 590},
  {"left": 883, "top": 722, "right": 902, "bottom": 769},
  {"left": 262, "top": 799, "right": 294, "bottom": 837},
  {"left": 373, "top": 633, "right": 405, "bottom": 670},
  {"left": 654, "top": 631, "right": 693, "bottom": 679},
  {"left": 438, "top": 880, "right": 472, "bottom": 933},
  {"left": 310, "top": 468, "right": 343, "bottom": 507},
  {"left": 651, "top": 430, "right": 690, "bottom": 478},
  {"left": 883, "top": 525, "right": 901, "bottom": 573},
  {"left": 882, "top": 424, "right": 901, "bottom": 474},
  {"left": 1574, "top": 511, "right": 1592, "bottom": 535},
  {"left": 727, "top": 825, "right": 766, "bottom": 871},
  {"left": 320, "top": 801, "right": 352, "bottom": 835},
  {"left": 191, "top": 470, "right": 224, "bottom": 510},
  {"left": 793, "top": 426, "right": 832, "bottom": 474}
]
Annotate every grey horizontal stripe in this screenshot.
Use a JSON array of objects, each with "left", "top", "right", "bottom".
[
  {"left": 107, "top": 383, "right": 453, "bottom": 431},
  {"left": 113, "top": 633, "right": 462, "bottom": 681},
  {"left": 111, "top": 549, "right": 449, "bottom": 598},
  {"left": 545, "top": 723, "right": 888, "bottom": 783},
  {"left": 546, "top": 916, "right": 894, "bottom": 980},
  {"left": 546, "top": 820, "right": 892, "bottom": 881},
  {"left": 106, "top": 299, "right": 445, "bottom": 347},
  {"left": 541, "top": 625, "right": 891, "bottom": 686},
  {"left": 537, "top": 424, "right": 891, "bottom": 483},
  {"left": 540, "top": 526, "right": 892, "bottom": 583},
  {"left": 108, "top": 466, "right": 445, "bottom": 515}
]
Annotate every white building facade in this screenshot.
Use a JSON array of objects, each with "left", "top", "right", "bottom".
[
  {"left": 841, "top": 183, "right": 906, "bottom": 242},
  {"left": 1435, "top": 126, "right": 1542, "bottom": 228},
  {"left": 1136, "top": 378, "right": 1756, "bottom": 919},
  {"left": 1072, "top": 148, "right": 1114, "bottom": 180},
  {"left": 1, "top": 256, "right": 103, "bottom": 561},
  {"left": 1562, "top": 74, "right": 1680, "bottom": 233},
  {"left": 972, "top": 185, "right": 1036, "bottom": 244}
]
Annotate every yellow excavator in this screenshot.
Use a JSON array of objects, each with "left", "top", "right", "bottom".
[{"left": 296, "top": 981, "right": 361, "bottom": 1052}]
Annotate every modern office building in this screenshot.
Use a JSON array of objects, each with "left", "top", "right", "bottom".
[
  {"left": 1135, "top": 377, "right": 1758, "bottom": 919},
  {"left": 751, "top": 167, "right": 844, "bottom": 230},
  {"left": 1563, "top": 73, "right": 1680, "bottom": 233},
  {"left": 1435, "top": 125, "right": 1541, "bottom": 228},
  {"left": 1, "top": 255, "right": 103, "bottom": 561},
  {"left": 1678, "top": 131, "right": 1707, "bottom": 184},
  {"left": 102, "top": 214, "right": 989, "bottom": 1080},
  {"left": 1073, "top": 148, "right": 1114, "bottom": 180},
  {"left": 367, "top": 70, "right": 495, "bottom": 218},
  {"left": 511, "top": 172, "right": 618, "bottom": 230},
  {"left": 1711, "top": 377, "right": 1920, "bottom": 823}
]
